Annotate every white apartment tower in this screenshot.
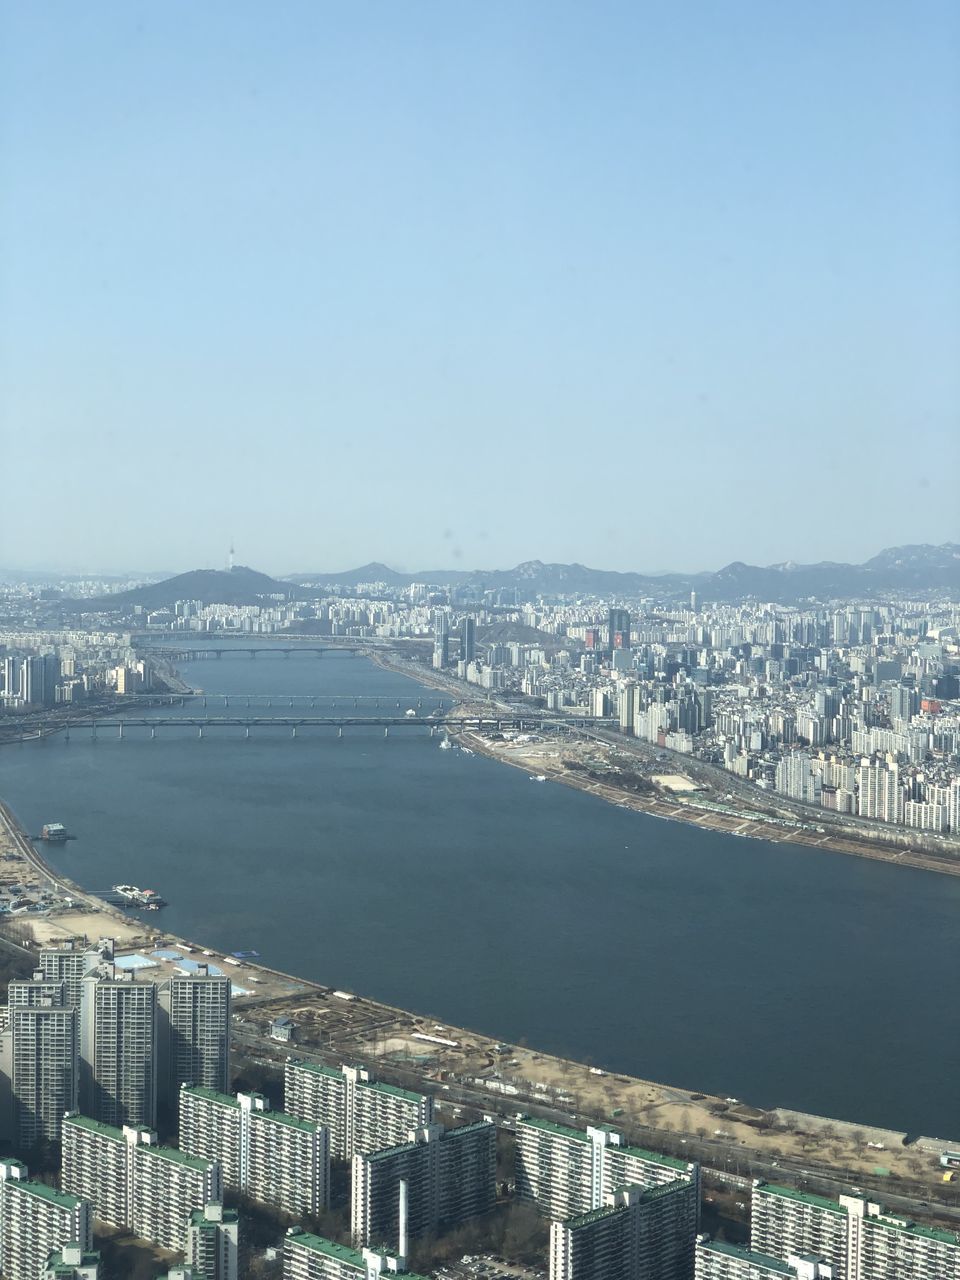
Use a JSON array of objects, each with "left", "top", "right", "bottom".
[
  {"left": 351, "top": 1121, "right": 496, "bottom": 1248},
  {"left": 750, "top": 1181, "right": 960, "bottom": 1280},
  {"left": 179, "top": 1084, "right": 330, "bottom": 1217},
  {"left": 550, "top": 1182, "right": 700, "bottom": 1280},
  {"left": 516, "top": 1117, "right": 700, "bottom": 1222},
  {"left": 60, "top": 1113, "right": 221, "bottom": 1253},
  {"left": 0, "top": 1160, "right": 92, "bottom": 1280},
  {"left": 79, "top": 974, "right": 158, "bottom": 1128},
  {"left": 8, "top": 980, "right": 78, "bottom": 1144},
  {"left": 284, "top": 1060, "right": 433, "bottom": 1160},
  {"left": 159, "top": 971, "right": 231, "bottom": 1108}
]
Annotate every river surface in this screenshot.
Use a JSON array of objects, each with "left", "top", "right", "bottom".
[{"left": 1, "top": 644, "right": 956, "bottom": 1138}]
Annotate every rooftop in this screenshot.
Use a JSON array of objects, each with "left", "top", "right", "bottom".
[
  {"left": 9, "top": 1179, "right": 85, "bottom": 1211},
  {"left": 519, "top": 1115, "right": 590, "bottom": 1144},
  {"left": 284, "top": 1230, "right": 430, "bottom": 1279},
  {"left": 138, "top": 1143, "right": 215, "bottom": 1172},
  {"left": 182, "top": 1085, "right": 240, "bottom": 1109},
  {"left": 62, "top": 1114, "right": 125, "bottom": 1142},
  {"left": 697, "top": 1239, "right": 794, "bottom": 1274},
  {"left": 755, "top": 1182, "right": 846, "bottom": 1215}
]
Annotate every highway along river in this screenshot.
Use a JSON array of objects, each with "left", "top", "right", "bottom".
[{"left": 1, "top": 641, "right": 957, "bottom": 1138}]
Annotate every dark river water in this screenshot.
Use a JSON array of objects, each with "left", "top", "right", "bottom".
[{"left": 1, "top": 644, "right": 956, "bottom": 1138}]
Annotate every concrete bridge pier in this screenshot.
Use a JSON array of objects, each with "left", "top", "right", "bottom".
[
  {"left": 150, "top": 726, "right": 156, "bottom": 739},
  {"left": 118, "top": 723, "right": 124, "bottom": 740},
  {"left": 244, "top": 726, "right": 250, "bottom": 739},
  {"left": 202, "top": 697, "right": 207, "bottom": 708},
  {"left": 384, "top": 726, "right": 389, "bottom": 737},
  {"left": 198, "top": 726, "right": 203, "bottom": 739},
  {"left": 291, "top": 726, "right": 297, "bottom": 738},
  {"left": 338, "top": 727, "right": 343, "bottom": 738}
]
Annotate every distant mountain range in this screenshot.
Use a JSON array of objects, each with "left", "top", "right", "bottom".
[
  {"left": 289, "top": 543, "right": 960, "bottom": 603},
  {"left": 66, "top": 543, "right": 960, "bottom": 609}
]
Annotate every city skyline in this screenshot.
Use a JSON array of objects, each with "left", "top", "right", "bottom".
[{"left": 3, "top": 1, "right": 958, "bottom": 574}]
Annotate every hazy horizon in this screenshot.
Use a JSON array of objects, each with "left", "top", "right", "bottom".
[
  {"left": 3, "top": 2, "right": 958, "bottom": 573},
  {"left": 2, "top": 535, "right": 958, "bottom": 582}
]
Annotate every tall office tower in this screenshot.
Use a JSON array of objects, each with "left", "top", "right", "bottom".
[
  {"left": 690, "top": 590, "right": 700, "bottom": 613},
  {"left": 459, "top": 616, "right": 477, "bottom": 663},
  {"left": 608, "top": 608, "right": 631, "bottom": 652},
  {"left": 516, "top": 1117, "right": 700, "bottom": 1225},
  {"left": 61, "top": 1114, "right": 140, "bottom": 1230},
  {"left": 285, "top": 1060, "right": 433, "bottom": 1160},
  {"left": 159, "top": 972, "right": 231, "bottom": 1110},
  {"left": 432, "top": 610, "right": 449, "bottom": 670},
  {"left": 79, "top": 975, "right": 157, "bottom": 1128},
  {"left": 184, "top": 1203, "right": 239, "bottom": 1280},
  {"left": 695, "top": 1237, "right": 834, "bottom": 1278},
  {"left": 60, "top": 1112, "right": 221, "bottom": 1252},
  {"left": 38, "top": 941, "right": 112, "bottom": 1009},
  {"left": 550, "top": 1182, "right": 698, "bottom": 1280},
  {"left": 888, "top": 684, "right": 919, "bottom": 725},
  {"left": 9, "top": 982, "right": 78, "bottom": 1145},
  {"left": 0, "top": 1160, "right": 92, "bottom": 1280},
  {"left": 351, "top": 1121, "right": 496, "bottom": 1249},
  {"left": 41, "top": 1243, "right": 101, "bottom": 1279},
  {"left": 282, "top": 1229, "right": 430, "bottom": 1280},
  {"left": 42, "top": 654, "right": 61, "bottom": 706},
  {"left": 179, "top": 1085, "right": 330, "bottom": 1218}
]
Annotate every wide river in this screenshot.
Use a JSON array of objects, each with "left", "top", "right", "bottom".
[{"left": 1, "top": 644, "right": 956, "bottom": 1139}]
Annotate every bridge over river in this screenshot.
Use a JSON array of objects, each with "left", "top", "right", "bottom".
[{"left": 42, "top": 714, "right": 603, "bottom": 740}]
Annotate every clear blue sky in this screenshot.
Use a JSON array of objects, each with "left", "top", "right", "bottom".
[{"left": 2, "top": 1, "right": 958, "bottom": 575}]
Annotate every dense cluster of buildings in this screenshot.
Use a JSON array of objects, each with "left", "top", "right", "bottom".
[
  {"left": 0, "top": 630, "right": 155, "bottom": 708},
  {"left": 0, "top": 944, "right": 955, "bottom": 1278}
]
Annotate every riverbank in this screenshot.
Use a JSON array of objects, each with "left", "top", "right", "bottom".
[{"left": 366, "top": 648, "right": 960, "bottom": 880}]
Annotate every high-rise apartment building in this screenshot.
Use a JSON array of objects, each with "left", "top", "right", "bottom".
[
  {"left": 432, "top": 610, "right": 449, "bottom": 670},
  {"left": 696, "top": 1236, "right": 834, "bottom": 1278},
  {"left": 0, "top": 1160, "right": 92, "bottom": 1280},
  {"left": 751, "top": 1181, "right": 960, "bottom": 1280},
  {"left": 7, "top": 980, "right": 78, "bottom": 1145},
  {"left": 550, "top": 1182, "right": 698, "bottom": 1280},
  {"left": 185, "top": 1203, "right": 239, "bottom": 1280},
  {"left": 159, "top": 972, "right": 231, "bottom": 1110},
  {"left": 351, "top": 1121, "right": 495, "bottom": 1249},
  {"left": 38, "top": 941, "right": 112, "bottom": 1010},
  {"left": 750, "top": 1184, "right": 848, "bottom": 1276},
  {"left": 60, "top": 1113, "right": 221, "bottom": 1253},
  {"left": 285, "top": 1060, "right": 433, "bottom": 1160},
  {"left": 282, "top": 1229, "right": 429, "bottom": 1280},
  {"left": 516, "top": 1117, "right": 700, "bottom": 1223},
  {"left": 179, "top": 1085, "right": 330, "bottom": 1217},
  {"left": 79, "top": 975, "right": 157, "bottom": 1128}
]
